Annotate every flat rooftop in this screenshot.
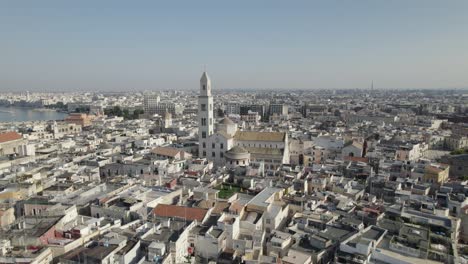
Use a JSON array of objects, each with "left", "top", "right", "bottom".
[{"left": 247, "top": 187, "right": 282, "bottom": 209}]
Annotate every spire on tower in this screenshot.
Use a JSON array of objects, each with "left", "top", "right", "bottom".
[
  {"left": 200, "top": 71, "right": 211, "bottom": 96},
  {"left": 200, "top": 71, "right": 210, "bottom": 83}
]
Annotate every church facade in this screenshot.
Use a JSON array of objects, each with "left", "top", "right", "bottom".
[{"left": 198, "top": 72, "right": 289, "bottom": 169}]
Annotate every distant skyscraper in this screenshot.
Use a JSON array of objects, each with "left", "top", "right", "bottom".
[{"left": 198, "top": 72, "right": 214, "bottom": 157}]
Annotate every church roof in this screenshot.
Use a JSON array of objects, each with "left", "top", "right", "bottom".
[
  {"left": 234, "top": 131, "right": 285, "bottom": 142},
  {"left": 245, "top": 147, "right": 283, "bottom": 156},
  {"left": 227, "top": 146, "right": 249, "bottom": 154}
]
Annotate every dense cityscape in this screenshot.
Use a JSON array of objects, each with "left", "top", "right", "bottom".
[
  {"left": 0, "top": 72, "right": 466, "bottom": 263},
  {"left": 2, "top": 0, "right": 468, "bottom": 263}
]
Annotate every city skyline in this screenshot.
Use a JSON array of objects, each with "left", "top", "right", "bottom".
[
  {"left": 1, "top": 0, "right": 468, "bottom": 91},
  {"left": 0, "top": 2, "right": 467, "bottom": 263}
]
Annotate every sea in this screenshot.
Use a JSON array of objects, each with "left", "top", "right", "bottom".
[{"left": 0, "top": 106, "right": 68, "bottom": 123}]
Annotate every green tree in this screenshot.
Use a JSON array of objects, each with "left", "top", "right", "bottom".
[{"left": 451, "top": 148, "right": 468, "bottom": 155}]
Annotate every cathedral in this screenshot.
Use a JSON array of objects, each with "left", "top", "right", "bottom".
[{"left": 198, "top": 72, "right": 289, "bottom": 169}]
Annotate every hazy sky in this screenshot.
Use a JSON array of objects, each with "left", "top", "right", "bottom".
[{"left": 1, "top": 0, "right": 468, "bottom": 92}]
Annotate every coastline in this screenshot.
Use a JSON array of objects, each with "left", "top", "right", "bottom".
[
  {"left": 0, "top": 106, "right": 67, "bottom": 122},
  {"left": 32, "top": 108, "right": 58, "bottom": 112},
  {"left": 0, "top": 105, "right": 61, "bottom": 112}
]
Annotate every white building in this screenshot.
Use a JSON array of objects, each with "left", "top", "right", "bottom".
[
  {"left": 395, "top": 142, "right": 428, "bottom": 161},
  {"left": 197, "top": 72, "right": 289, "bottom": 169}
]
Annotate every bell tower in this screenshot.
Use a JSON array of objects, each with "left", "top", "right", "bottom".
[{"left": 198, "top": 72, "right": 214, "bottom": 158}]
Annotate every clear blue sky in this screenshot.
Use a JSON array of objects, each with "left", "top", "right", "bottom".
[{"left": 1, "top": 0, "right": 468, "bottom": 91}]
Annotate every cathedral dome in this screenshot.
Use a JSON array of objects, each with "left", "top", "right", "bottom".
[
  {"left": 225, "top": 146, "right": 250, "bottom": 161},
  {"left": 228, "top": 146, "right": 248, "bottom": 154}
]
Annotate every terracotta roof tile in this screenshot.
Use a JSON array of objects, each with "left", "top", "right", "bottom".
[
  {"left": 234, "top": 131, "right": 285, "bottom": 142},
  {"left": 0, "top": 131, "right": 22, "bottom": 143},
  {"left": 153, "top": 204, "right": 207, "bottom": 222},
  {"left": 151, "top": 147, "right": 181, "bottom": 157}
]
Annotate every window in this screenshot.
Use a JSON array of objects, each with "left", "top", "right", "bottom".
[
  {"left": 202, "top": 151, "right": 206, "bottom": 156},
  {"left": 201, "top": 118, "right": 206, "bottom": 126},
  {"left": 236, "top": 160, "right": 239, "bottom": 165},
  {"left": 201, "top": 104, "right": 206, "bottom": 111},
  {"left": 220, "top": 143, "right": 224, "bottom": 149},
  {"left": 202, "top": 132, "right": 206, "bottom": 138},
  {"left": 210, "top": 118, "right": 212, "bottom": 125},
  {"left": 212, "top": 143, "right": 215, "bottom": 148},
  {"left": 212, "top": 152, "right": 215, "bottom": 157},
  {"left": 203, "top": 85, "right": 206, "bottom": 90},
  {"left": 202, "top": 142, "right": 206, "bottom": 148},
  {"left": 220, "top": 152, "right": 224, "bottom": 158}
]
